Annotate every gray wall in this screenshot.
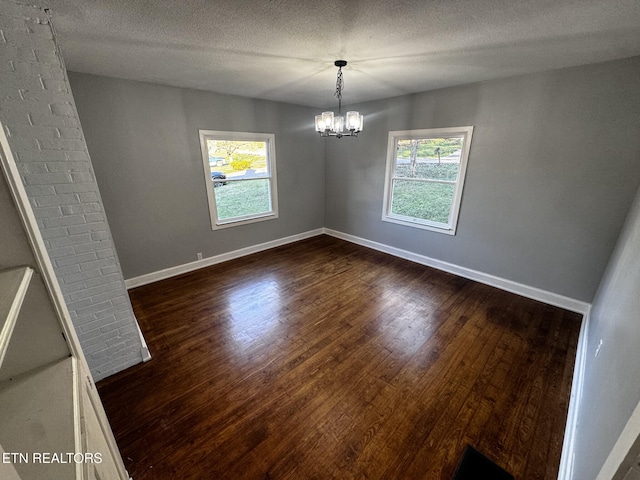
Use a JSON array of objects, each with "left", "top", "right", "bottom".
[
  {"left": 573, "top": 182, "right": 640, "bottom": 479},
  {"left": 68, "top": 73, "right": 325, "bottom": 280},
  {"left": 325, "top": 57, "right": 640, "bottom": 302},
  {"left": 0, "top": 1, "right": 144, "bottom": 381}
]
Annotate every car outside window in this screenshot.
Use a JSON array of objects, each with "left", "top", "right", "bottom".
[{"left": 199, "top": 130, "right": 278, "bottom": 230}]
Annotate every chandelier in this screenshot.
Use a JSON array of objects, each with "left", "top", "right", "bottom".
[{"left": 315, "top": 60, "right": 364, "bottom": 138}]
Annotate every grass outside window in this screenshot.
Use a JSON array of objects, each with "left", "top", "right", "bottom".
[{"left": 382, "top": 127, "right": 474, "bottom": 235}]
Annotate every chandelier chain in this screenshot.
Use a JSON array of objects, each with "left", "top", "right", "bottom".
[
  {"left": 314, "top": 60, "right": 363, "bottom": 138},
  {"left": 335, "top": 66, "right": 344, "bottom": 101}
]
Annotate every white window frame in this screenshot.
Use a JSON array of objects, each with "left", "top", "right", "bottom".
[
  {"left": 199, "top": 130, "right": 278, "bottom": 230},
  {"left": 382, "top": 126, "right": 474, "bottom": 235}
]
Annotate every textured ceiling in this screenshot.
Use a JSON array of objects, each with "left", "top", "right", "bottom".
[{"left": 42, "top": 0, "right": 640, "bottom": 107}]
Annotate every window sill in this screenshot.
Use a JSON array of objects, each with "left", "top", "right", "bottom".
[
  {"left": 212, "top": 212, "right": 278, "bottom": 231},
  {"left": 382, "top": 215, "right": 456, "bottom": 235}
]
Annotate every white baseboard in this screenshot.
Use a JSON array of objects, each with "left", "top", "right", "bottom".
[
  {"left": 127, "top": 226, "right": 591, "bottom": 315},
  {"left": 324, "top": 228, "right": 591, "bottom": 315},
  {"left": 124, "top": 228, "right": 325, "bottom": 289},
  {"left": 558, "top": 307, "right": 590, "bottom": 480}
]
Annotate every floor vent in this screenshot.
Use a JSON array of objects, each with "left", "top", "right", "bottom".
[{"left": 454, "top": 445, "right": 514, "bottom": 480}]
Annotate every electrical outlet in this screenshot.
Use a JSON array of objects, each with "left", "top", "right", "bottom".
[{"left": 197, "top": 252, "right": 203, "bottom": 260}]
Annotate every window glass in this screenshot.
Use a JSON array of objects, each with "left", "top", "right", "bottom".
[
  {"left": 383, "top": 127, "right": 473, "bottom": 234},
  {"left": 199, "top": 132, "right": 278, "bottom": 230}
]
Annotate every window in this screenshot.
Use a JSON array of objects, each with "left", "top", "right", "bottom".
[
  {"left": 199, "top": 130, "right": 278, "bottom": 230},
  {"left": 382, "top": 126, "right": 473, "bottom": 235}
]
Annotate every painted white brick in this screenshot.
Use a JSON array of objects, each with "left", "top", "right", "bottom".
[
  {"left": 59, "top": 280, "right": 88, "bottom": 295},
  {"left": 78, "top": 192, "right": 99, "bottom": 202},
  {"left": 67, "top": 222, "right": 106, "bottom": 235},
  {"left": 88, "top": 342, "right": 127, "bottom": 360},
  {"left": 85, "top": 272, "right": 122, "bottom": 288},
  {"left": 118, "top": 324, "right": 137, "bottom": 336},
  {"left": 96, "top": 248, "right": 114, "bottom": 259},
  {"left": 29, "top": 111, "right": 67, "bottom": 127},
  {"left": 35, "top": 193, "right": 79, "bottom": 206},
  {"left": 76, "top": 299, "right": 114, "bottom": 317},
  {"left": 82, "top": 332, "right": 114, "bottom": 348},
  {"left": 0, "top": 72, "right": 42, "bottom": 90},
  {"left": 65, "top": 297, "right": 94, "bottom": 312},
  {"left": 47, "top": 245, "right": 76, "bottom": 258},
  {"left": 17, "top": 149, "right": 66, "bottom": 162},
  {"left": 24, "top": 172, "right": 72, "bottom": 184},
  {"left": 0, "top": 14, "right": 27, "bottom": 31},
  {"left": 7, "top": 135, "right": 38, "bottom": 150},
  {"left": 54, "top": 182, "right": 97, "bottom": 194},
  {"left": 73, "top": 240, "right": 114, "bottom": 254},
  {"left": 0, "top": 59, "right": 16, "bottom": 73},
  {"left": 33, "top": 48, "right": 59, "bottom": 65},
  {"left": 7, "top": 123, "right": 59, "bottom": 139},
  {"left": 106, "top": 332, "right": 139, "bottom": 347},
  {"left": 46, "top": 161, "right": 91, "bottom": 173},
  {"left": 64, "top": 150, "right": 90, "bottom": 162},
  {"left": 0, "top": 1, "right": 41, "bottom": 16},
  {"left": 3, "top": 30, "right": 56, "bottom": 52},
  {"left": 41, "top": 78, "right": 68, "bottom": 92},
  {"left": 68, "top": 281, "right": 121, "bottom": 302},
  {"left": 38, "top": 137, "right": 85, "bottom": 151},
  {"left": 99, "top": 322, "right": 120, "bottom": 334},
  {"left": 48, "top": 232, "right": 92, "bottom": 248},
  {"left": 60, "top": 204, "right": 86, "bottom": 215},
  {"left": 39, "top": 225, "right": 69, "bottom": 239},
  {"left": 84, "top": 341, "right": 110, "bottom": 356},
  {"left": 108, "top": 295, "right": 129, "bottom": 307},
  {"left": 84, "top": 212, "right": 105, "bottom": 224},
  {"left": 91, "top": 230, "right": 110, "bottom": 241},
  {"left": 49, "top": 101, "right": 73, "bottom": 116},
  {"left": 0, "top": 1, "right": 144, "bottom": 380},
  {"left": 55, "top": 264, "right": 81, "bottom": 276},
  {"left": 14, "top": 61, "right": 64, "bottom": 79},
  {"left": 42, "top": 214, "right": 86, "bottom": 228},
  {"left": 80, "top": 257, "right": 116, "bottom": 272},
  {"left": 101, "top": 265, "right": 119, "bottom": 275},
  {"left": 32, "top": 205, "right": 62, "bottom": 218},
  {"left": 17, "top": 161, "right": 48, "bottom": 173},
  {"left": 21, "top": 88, "right": 69, "bottom": 104},
  {"left": 0, "top": 108, "right": 30, "bottom": 125},
  {"left": 54, "top": 251, "right": 97, "bottom": 267},
  {"left": 94, "top": 303, "right": 130, "bottom": 320},
  {"left": 78, "top": 316, "right": 111, "bottom": 332},
  {"left": 24, "top": 184, "right": 56, "bottom": 196},
  {"left": 0, "top": 44, "right": 36, "bottom": 63},
  {"left": 112, "top": 317, "right": 137, "bottom": 329},
  {"left": 63, "top": 116, "right": 80, "bottom": 128},
  {"left": 25, "top": 20, "right": 53, "bottom": 38},
  {"left": 57, "top": 127, "right": 82, "bottom": 139}
]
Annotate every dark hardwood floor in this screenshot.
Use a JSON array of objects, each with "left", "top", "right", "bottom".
[{"left": 97, "top": 235, "right": 582, "bottom": 479}]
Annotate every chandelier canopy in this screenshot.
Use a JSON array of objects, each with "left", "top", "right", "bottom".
[{"left": 315, "top": 60, "right": 363, "bottom": 138}]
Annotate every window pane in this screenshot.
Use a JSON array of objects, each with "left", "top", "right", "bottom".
[
  {"left": 394, "top": 137, "right": 463, "bottom": 181},
  {"left": 206, "top": 139, "right": 269, "bottom": 180},
  {"left": 214, "top": 178, "right": 272, "bottom": 221},
  {"left": 390, "top": 180, "right": 455, "bottom": 224}
]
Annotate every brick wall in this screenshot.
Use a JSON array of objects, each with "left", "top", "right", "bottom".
[{"left": 0, "top": 0, "right": 148, "bottom": 380}]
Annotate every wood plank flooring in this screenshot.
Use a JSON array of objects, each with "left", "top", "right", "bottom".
[{"left": 97, "top": 235, "right": 582, "bottom": 479}]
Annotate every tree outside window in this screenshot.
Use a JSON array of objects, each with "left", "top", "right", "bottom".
[{"left": 382, "top": 127, "right": 474, "bottom": 234}]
